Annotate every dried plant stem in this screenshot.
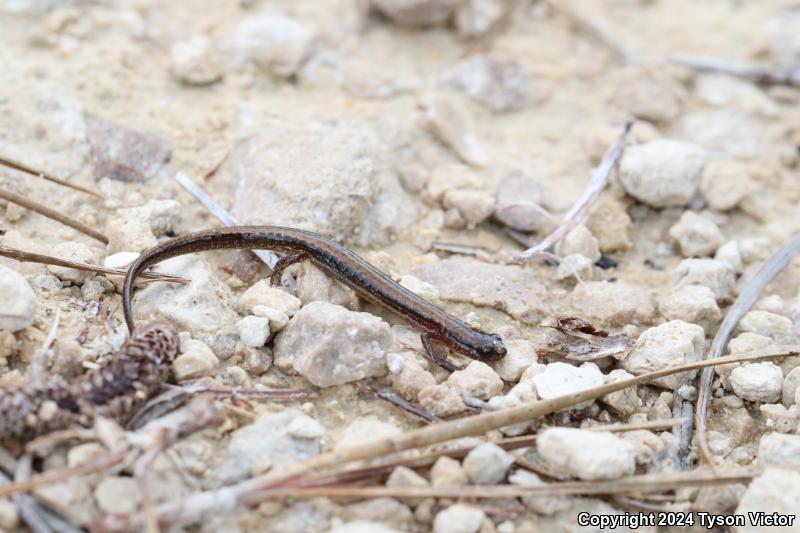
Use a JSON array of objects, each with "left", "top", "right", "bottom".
[
  {"left": 695, "top": 235, "right": 800, "bottom": 464},
  {"left": 0, "top": 154, "right": 104, "bottom": 200},
  {"left": 0, "top": 187, "right": 108, "bottom": 244},
  {"left": 513, "top": 121, "right": 632, "bottom": 262},
  {"left": 668, "top": 53, "right": 800, "bottom": 87},
  {"left": 0, "top": 245, "right": 189, "bottom": 284},
  {"left": 136, "top": 347, "right": 797, "bottom": 530}
]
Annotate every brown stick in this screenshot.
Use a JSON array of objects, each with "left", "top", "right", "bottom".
[
  {"left": 0, "top": 154, "right": 105, "bottom": 200},
  {"left": 0, "top": 245, "right": 189, "bottom": 284},
  {"left": 0, "top": 187, "right": 108, "bottom": 244}
]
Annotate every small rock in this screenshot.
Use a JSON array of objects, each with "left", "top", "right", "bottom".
[
  {"left": 389, "top": 351, "right": 436, "bottom": 400},
  {"left": 555, "top": 224, "right": 601, "bottom": 262},
  {"left": 619, "top": 139, "right": 706, "bottom": 208},
  {"left": 758, "top": 432, "right": 800, "bottom": 466},
  {"left": 570, "top": 281, "right": 656, "bottom": 326},
  {"left": 622, "top": 320, "right": 705, "bottom": 390},
  {"left": 668, "top": 211, "right": 725, "bottom": 257},
  {"left": 432, "top": 504, "right": 486, "bottom": 533},
  {"left": 700, "top": 160, "right": 753, "bottom": 211},
  {"left": 659, "top": 285, "right": 721, "bottom": 330},
  {"left": 252, "top": 305, "right": 290, "bottom": 332},
  {"left": 730, "top": 363, "right": 783, "bottom": 403},
  {"left": 442, "top": 188, "right": 495, "bottom": 228},
  {"left": 706, "top": 430, "right": 733, "bottom": 457},
  {"left": 446, "top": 361, "right": 503, "bottom": 400},
  {"left": 424, "top": 163, "right": 481, "bottom": 204},
  {"left": 446, "top": 54, "right": 529, "bottom": 112},
  {"left": 493, "top": 171, "right": 548, "bottom": 232},
  {"left": 0, "top": 265, "right": 37, "bottom": 332},
  {"left": 336, "top": 417, "right": 402, "bottom": 449},
  {"left": 585, "top": 197, "right": 633, "bottom": 253},
  {"left": 286, "top": 416, "right": 326, "bottom": 439},
  {"left": 462, "top": 443, "right": 514, "bottom": 485},
  {"left": 169, "top": 35, "right": 224, "bottom": 85},
  {"left": 694, "top": 73, "right": 779, "bottom": 117},
  {"left": 330, "top": 521, "right": 403, "bottom": 533},
  {"left": 173, "top": 338, "right": 219, "bottom": 380},
  {"left": 555, "top": 253, "right": 594, "bottom": 281},
  {"left": 370, "top": 0, "right": 457, "bottom": 28},
  {"left": 238, "top": 280, "right": 301, "bottom": 316},
  {"left": 123, "top": 199, "right": 182, "bottom": 236},
  {"left": 738, "top": 310, "right": 795, "bottom": 344},
  {"left": 422, "top": 95, "right": 489, "bottom": 167},
  {"left": 67, "top": 443, "right": 107, "bottom": 467},
  {"left": 415, "top": 257, "right": 550, "bottom": 324},
  {"left": 537, "top": 427, "right": 636, "bottom": 480},
  {"left": 418, "top": 384, "right": 468, "bottom": 417},
  {"left": 399, "top": 275, "right": 440, "bottom": 301},
  {"left": 715, "top": 241, "right": 743, "bottom": 273},
  {"left": 46, "top": 241, "right": 97, "bottom": 283},
  {"left": 509, "top": 470, "right": 571, "bottom": 515},
  {"left": 739, "top": 237, "right": 773, "bottom": 264},
  {"left": 601, "top": 369, "right": 642, "bottom": 416},
  {"left": 229, "top": 13, "right": 315, "bottom": 76},
  {"left": 531, "top": 362, "right": 604, "bottom": 409},
  {"left": 0, "top": 498, "right": 18, "bottom": 531},
  {"left": 86, "top": 114, "right": 172, "bottom": 183},
  {"left": 487, "top": 381, "right": 537, "bottom": 436},
  {"left": 35, "top": 478, "right": 97, "bottom": 526},
  {"left": 734, "top": 468, "right": 800, "bottom": 531},
  {"left": 103, "top": 251, "right": 139, "bottom": 270},
  {"left": 387, "top": 466, "right": 429, "bottom": 489},
  {"left": 491, "top": 339, "right": 536, "bottom": 381},
  {"left": 236, "top": 315, "right": 270, "bottom": 347},
  {"left": 430, "top": 456, "right": 468, "bottom": 487},
  {"left": 694, "top": 484, "right": 746, "bottom": 513},
  {"left": 343, "top": 498, "right": 414, "bottom": 531},
  {"left": 274, "top": 301, "right": 391, "bottom": 387},
  {"left": 760, "top": 404, "right": 799, "bottom": 433},
  {"left": 296, "top": 262, "right": 360, "bottom": 310},
  {"left": 621, "top": 430, "right": 666, "bottom": 464},
  {"left": 672, "top": 258, "right": 736, "bottom": 301},
  {"left": 454, "top": 0, "right": 507, "bottom": 38},
  {"left": 784, "top": 366, "right": 800, "bottom": 406},
  {"left": 105, "top": 212, "right": 158, "bottom": 254},
  {"left": 95, "top": 477, "right": 140, "bottom": 515}
]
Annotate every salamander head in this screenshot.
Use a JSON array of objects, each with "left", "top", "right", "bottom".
[{"left": 473, "top": 333, "right": 507, "bottom": 360}]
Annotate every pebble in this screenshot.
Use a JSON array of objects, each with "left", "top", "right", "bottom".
[
  {"left": 462, "top": 443, "right": 514, "bottom": 485},
  {"left": 509, "top": 470, "right": 571, "bottom": 515},
  {"left": 35, "top": 478, "right": 97, "bottom": 526},
  {"left": 415, "top": 256, "right": 550, "bottom": 324},
  {"left": 694, "top": 73, "right": 779, "bottom": 117},
  {"left": 274, "top": 301, "right": 391, "bottom": 387},
  {"left": 621, "top": 430, "right": 666, "bottom": 464},
  {"left": 694, "top": 484, "right": 746, "bottom": 513},
  {"left": 493, "top": 171, "right": 548, "bottom": 232},
  {"left": 169, "top": 35, "right": 224, "bottom": 85},
  {"left": 123, "top": 199, "right": 182, "bottom": 236},
  {"left": 487, "top": 381, "right": 537, "bottom": 436},
  {"left": 105, "top": 212, "right": 158, "bottom": 254},
  {"left": 215, "top": 409, "right": 322, "bottom": 483},
  {"left": 555, "top": 224, "right": 601, "bottom": 263},
  {"left": 418, "top": 384, "right": 468, "bottom": 417},
  {"left": 491, "top": 339, "right": 536, "bottom": 381},
  {"left": 173, "top": 338, "right": 219, "bottom": 380},
  {"left": 389, "top": 351, "right": 436, "bottom": 400},
  {"left": 94, "top": 476, "right": 140, "bottom": 515},
  {"left": 706, "top": 430, "right": 733, "bottom": 457},
  {"left": 714, "top": 240, "right": 743, "bottom": 274},
  {"left": 67, "top": 442, "right": 107, "bottom": 467},
  {"left": 331, "top": 521, "right": 403, "bottom": 533},
  {"left": 442, "top": 188, "right": 495, "bottom": 228},
  {"left": 432, "top": 504, "right": 486, "bottom": 533},
  {"left": 738, "top": 310, "right": 795, "bottom": 344},
  {"left": 370, "top": 0, "right": 457, "bottom": 28},
  {"left": 387, "top": 466, "right": 429, "bottom": 490},
  {"left": 46, "top": 241, "right": 97, "bottom": 283},
  {"left": 103, "top": 251, "right": 139, "bottom": 270},
  {"left": 759, "top": 432, "right": 800, "bottom": 469},
  {"left": 236, "top": 315, "right": 270, "bottom": 347},
  {"left": 422, "top": 95, "right": 489, "bottom": 167},
  {"left": 446, "top": 361, "right": 503, "bottom": 400},
  {"left": 601, "top": 369, "right": 642, "bottom": 416},
  {"left": 399, "top": 275, "right": 440, "bottom": 301},
  {"left": 555, "top": 253, "right": 594, "bottom": 281},
  {"left": 445, "top": 54, "right": 529, "bottom": 112},
  {"left": 668, "top": 211, "right": 725, "bottom": 257},
  {"left": 570, "top": 281, "right": 656, "bottom": 326},
  {"left": 423, "top": 163, "right": 480, "bottom": 204},
  {"left": 537, "top": 428, "right": 636, "bottom": 480},
  {"left": 734, "top": 468, "right": 800, "bottom": 531},
  {"left": 296, "top": 262, "right": 360, "bottom": 310},
  {"left": 729, "top": 362, "right": 783, "bottom": 403},
  {"left": 0, "top": 499, "right": 18, "bottom": 531},
  {"left": 343, "top": 499, "right": 414, "bottom": 531},
  {"left": 659, "top": 284, "right": 721, "bottom": 330},
  {"left": 238, "top": 280, "right": 301, "bottom": 316},
  {"left": 0, "top": 265, "right": 37, "bottom": 332},
  {"left": 531, "top": 362, "right": 604, "bottom": 409},
  {"left": 336, "top": 417, "right": 401, "bottom": 449},
  {"left": 585, "top": 197, "right": 633, "bottom": 253},
  {"left": 672, "top": 258, "right": 736, "bottom": 301},
  {"left": 85, "top": 114, "right": 172, "bottom": 182},
  {"left": 622, "top": 320, "right": 705, "bottom": 390},
  {"left": 430, "top": 456, "right": 469, "bottom": 487},
  {"left": 229, "top": 13, "right": 315, "bottom": 76},
  {"left": 618, "top": 139, "right": 706, "bottom": 208},
  {"left": 700, "top": 160, "right": 753, "bottom": 211},
  {"left": 454, "top": 0, "right": 507, "bottom": 38},
  {"left": 784, "top": 366, "right": 800, "bottom": 406}
]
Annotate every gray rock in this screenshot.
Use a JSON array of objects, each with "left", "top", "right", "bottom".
[
  {"left": 493, "top": 171, "right": 548, "bottom": 232},
  {"left": 227, "top": 13, "right": 315, "bottom": 77},
  {"left": 462, "top": 443, "right": 514, "bottom": 485},
  {"left": 0, "top": 265, "right": 37, "bottom": 332},
  {"left": 672, "top": 258, "right": 736, "bottom": 301},
  {"left": 622, "top": 320, "right": 705, "bottom": 390},
  {"left": 537, "top": 428, "right": 635, "bottom": 480}
]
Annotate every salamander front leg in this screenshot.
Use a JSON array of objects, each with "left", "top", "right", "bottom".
[
  {"left": 421, "top": 332, "right": 464, "bottom": 372},
  {"left": 270, "top": 253, "right": 309, "bottom": 287}
]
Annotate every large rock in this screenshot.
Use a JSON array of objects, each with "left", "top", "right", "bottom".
[
  {"left": 622, "top": 320, "right": 705, "bottom": 389},
  {"left": 0, "top": 265, "right": 37, "bottom": 332},
  {"left": 414, "top": 257, "right": 550, "bottom": 324},
  {"left": 734, "top": 468, "right": 800, "bottom": 533},
  {"left": 537, "top": 428, "right": 636, "bottom": 480}
]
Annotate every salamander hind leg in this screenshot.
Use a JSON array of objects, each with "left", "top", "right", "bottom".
[
  {"left": 421, "top": 332, "right": 464, "bottom": 373},
  {"left": 270, "top": 253, "right": 309, "bottom": 287}
]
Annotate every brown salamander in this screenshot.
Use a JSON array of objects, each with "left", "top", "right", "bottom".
[{"left": 122, "top": 226, "right": 506, "bottom": 369}]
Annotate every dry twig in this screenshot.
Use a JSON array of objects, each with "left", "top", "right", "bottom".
[
  {"left": 0, "top": 154, "right": 104, "bottom": 200},
  {"left": 513, "top": 121, "right": 632, "bottom": 262},
  {"left": 668, "top": 53, "right": 800, "bottom": 87}
]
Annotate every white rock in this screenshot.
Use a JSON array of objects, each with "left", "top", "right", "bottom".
[
  {"left": 672, "top": 258, "right": 736, "bottom": 301},
  {"left": 706, "top": 430, "right": 732, "bottom": 457},
  {"left": 286, "top": 416, "right": 326, "bottom": 439},
  {"left": 330, "top": 521, "right": 403, "bottom": 533},
  {"left": 0, "top": 498, "right": 18, "bottom": 531},
  {"left": 493, "top": 171, "right": 547, "bottom": 232},
  {"left": 730, "top": 363, "right": 783, "bottom": 403},
  {"left": 430, "top": 456, "right": 468, "bottom": 487},
  {"left": 622, "top": 320, "right": 705, "bottom": 389},
  {"left": 757, "top": 432, "right": 800, "bottom": 466},
  {"left": 738, "top": 311, "right": 795, "bottom": 344},
  {"left": 668, "top": 211, "right": 725, "bottom": 257},
  {"left": 734, "top": 470, "right": 800, "bottom": 533},
  {"left": 619, "top": 139, "right": 706, "bottom": 208},
  {"left": 462, "top": 443, "right": 514, "bottom": 485},
  {"left": 784, "top": 366, "right": 800, "bottom": 406},
  {"left": 659, "top": 285, "right": 721, "bottom": 330},
  {"left": 238, "top": 281, "right": 301, "bottom": 316},
  {"left": 418, "top": 384, "right": 468, "bottom": 417},
  {"left": 94, "top": 476, "right": 140, "bottom": 515},
  {"left": 531, "top": 362, "right": 604, "bottom": 409},
  {"left": 454, "top": 0, "right": 507, "bottom": 38},
  {"left": 229, "top": 13, "right": 315, "bottom": 76},
  {"left": 556, "top": 224, "right": 601, "bottom": 262},
  {"left": 714, "top": 240, "right": 743, "bottom": 273},
  {"left": 169, "top": 35, "right": 224, "bottom": 85},
  {"left": 700, "top": 160, "right": 754, "bottom": 211},
  {"left": 122, "top": 199, "right": 182, "bottom": 236},
  {"left": 491, "top": 339, "right": 537, "bottom": 381},
  {"left": 432, "top": 504, "right": 486, "bottom": 533},
  {"left": 105, "top": 212, "right": 157, "bottom": 254},
  {"left": 555, "top": 253, "right": 594, "bottom": 282},
  {"left": 487, "top": 381, "right": 537, "bottom": 436},
  {"left": 103, "top": 251, "right": 139, "bottom": 270},
  {"left": 509, "top": 470, "right": 571, "bottom": 515},
  {"left": 760, "top": 404, "right": 799, "bottom": 433},
  {"left": 236, "top": 315, "right": 270, "bottom": 347},
  {"left": 601, "top": 369, "right": 642, "bottom": 416},
  {"left": 252, "top": 305, "right": 290, "bottom": 332},
  {"left": 390, "top": 351, "right": 436, "bottom": 401},
  {"left": 768, "top": 10, "right": 800, "bottom": 69},
  {"left": 275, "top": 301, "right": 391, "bottom": 387},
  {"left": 673, "top": 110, "right": 762, "bottom": 160},
  {"left": 442, "top": 188, "right": 494, "bottom": 228},
  {"left": 739, "top": 237, "right": 772, "bottom": 264},
  {"left": 173, "top": 338, "right": 219, "bottom": 380},
  {"left": 571, "top": 281, "right": 656, "bottom": 326},
  {"left": 67, "top": 443, "right": 107, "bottom": 467},
  {"left": 446, "top": 361, "right": 503, "bottom": 400},
  {"left": 537, "top": 428, "right": 636, "bottom": 480},
  {"left": 46, "top": 241, "right": 97, "bottom": 283},
  {"left": 423, "top": 96, "right": 489, "bottom": 167},
  {"left": 336, "top": 417, "right": 401, "bottom": 449},
  {"left": 0, "top": 265, "right": 37, "bottom": 332},
  {"left": 386, "top": 466, "right": 428, "bottom": 489}
]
